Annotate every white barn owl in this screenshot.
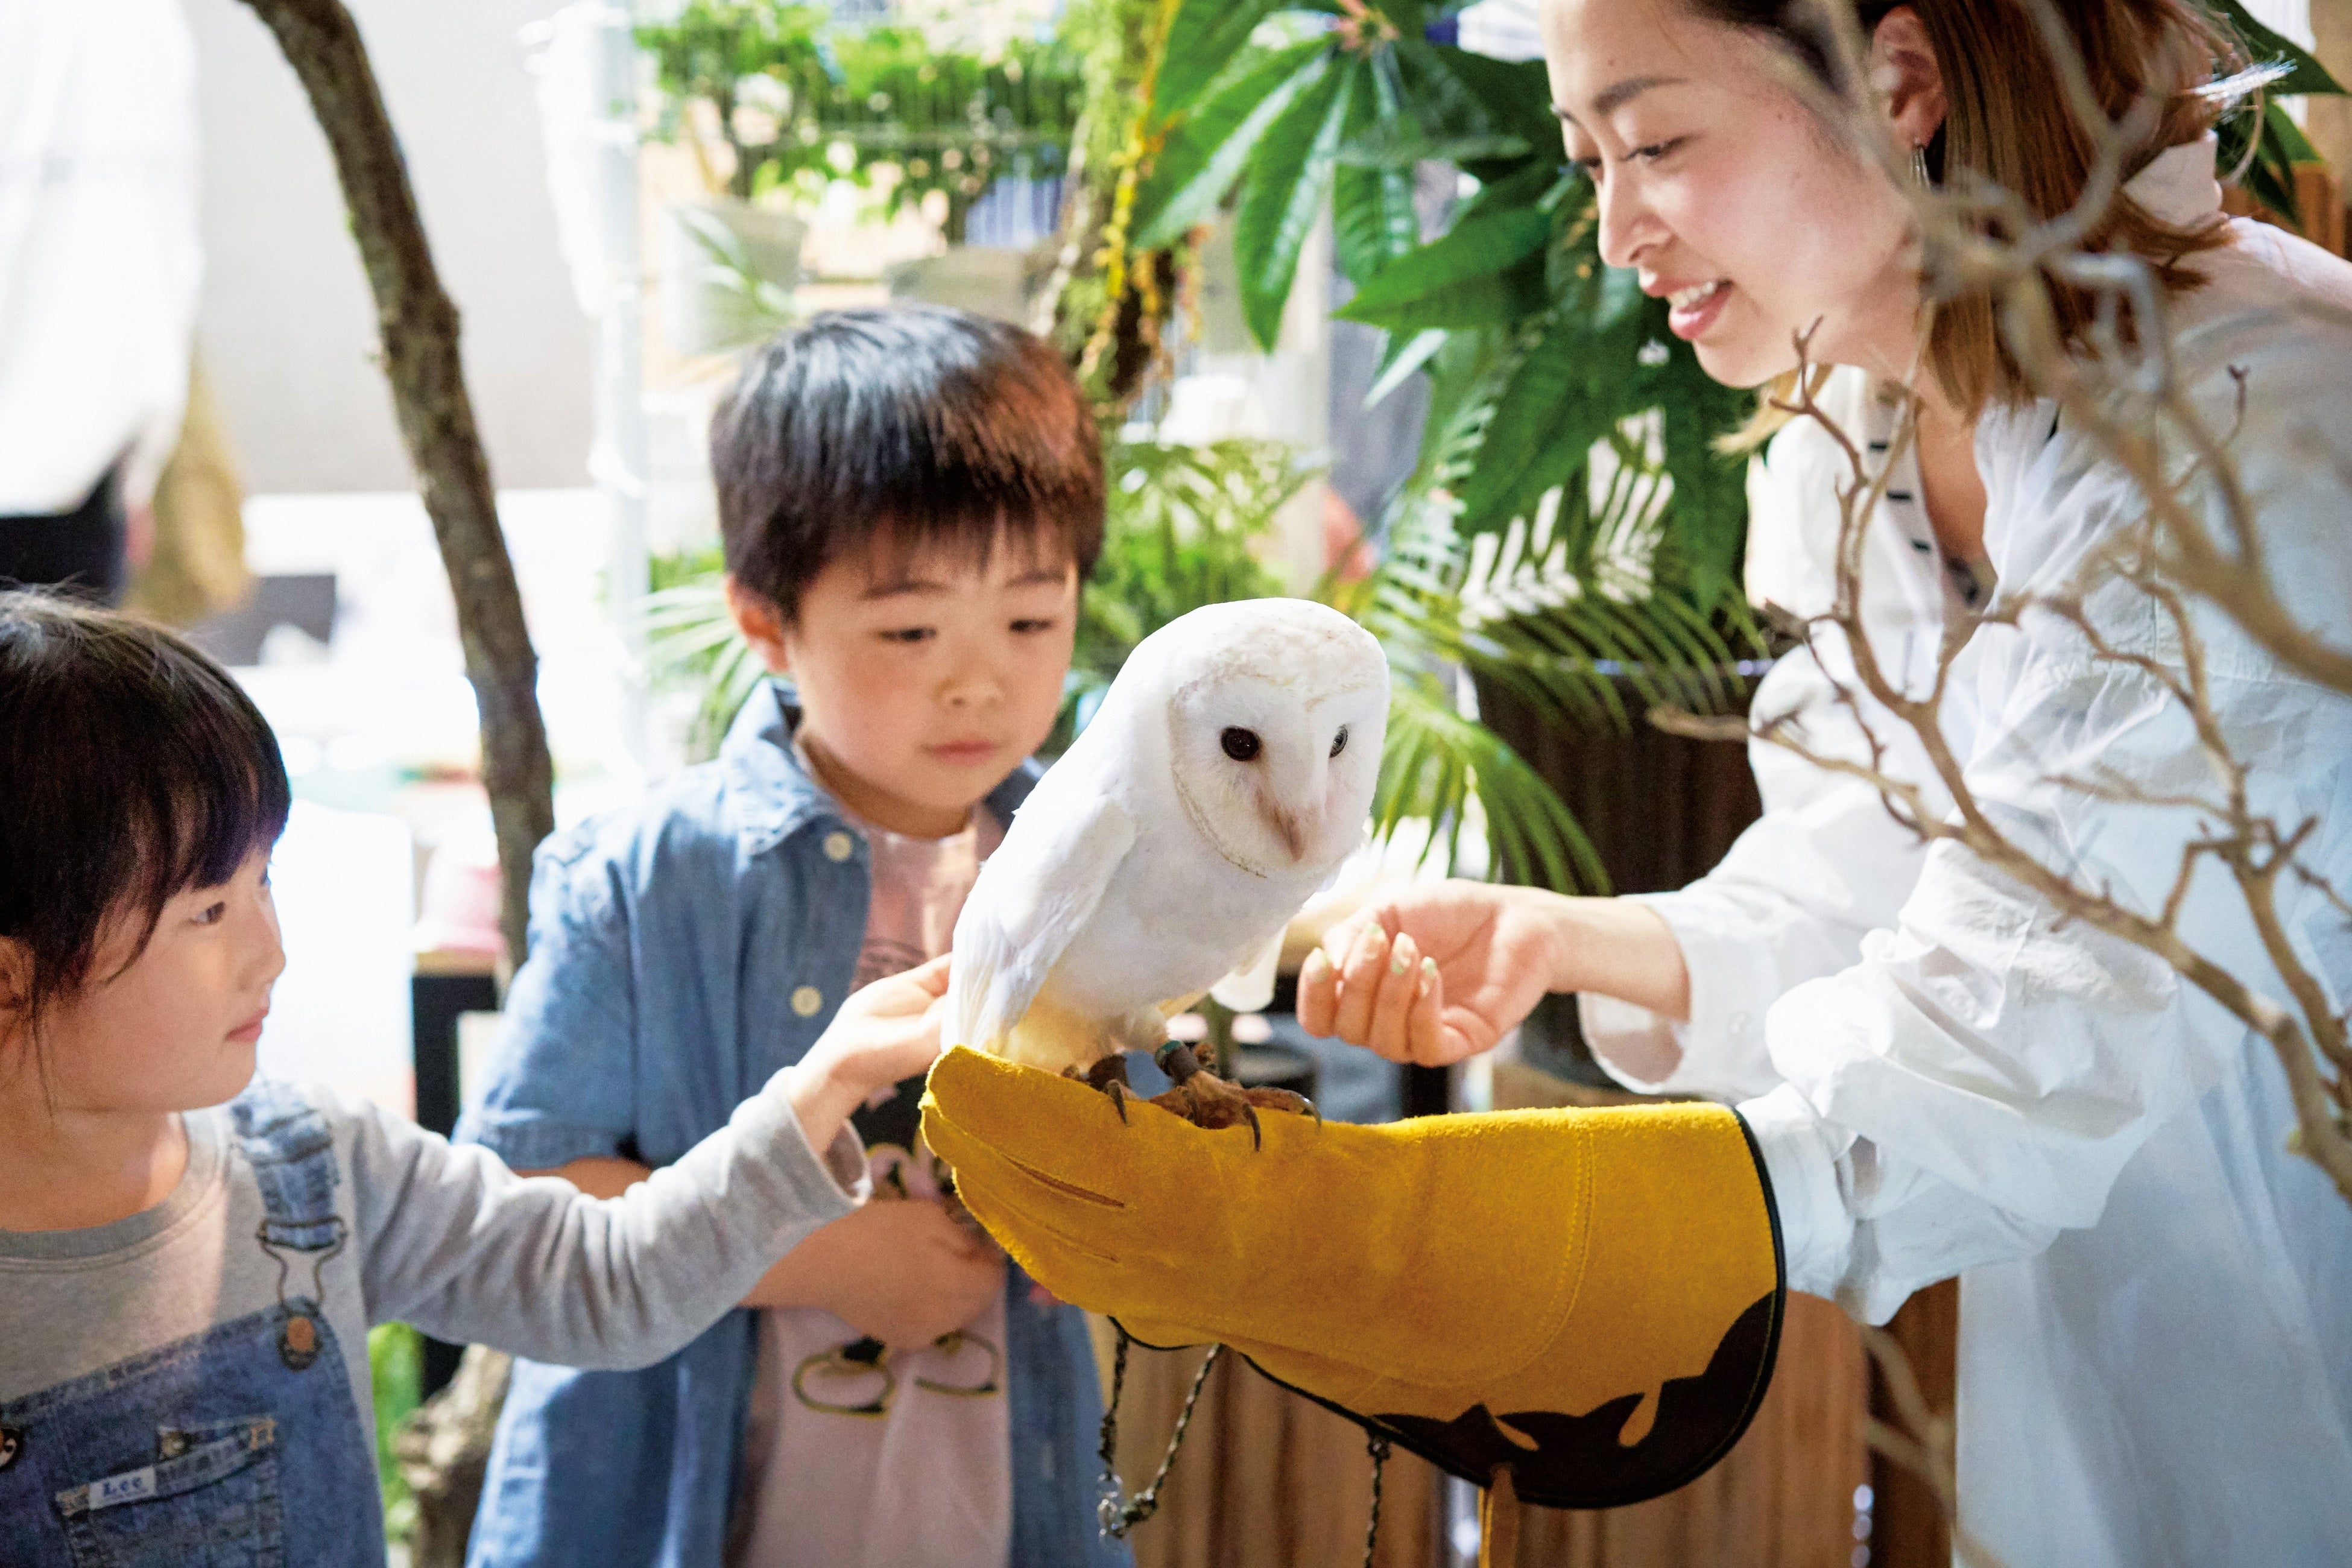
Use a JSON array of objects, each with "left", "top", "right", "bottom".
[{"left": 944, "top": 598, "right": 1389, "bottom": 1134}]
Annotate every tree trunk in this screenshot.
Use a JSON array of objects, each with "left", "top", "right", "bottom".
[
  {"left": 235, "top": 0, "right": 555, "bottom": 963},
  {"left": 393, "top": 1346, "right": 514, "bottom": 1568}
]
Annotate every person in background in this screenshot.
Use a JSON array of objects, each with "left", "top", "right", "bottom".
[
  {"left": 128, "top": 358, "right": 254, "bottom": 630},
  {"left": 458, "top": 306, "right": 1128, "bottom": 1568},
  {"left": 0, "top": 0, "right": 203, "bottom": 603}
]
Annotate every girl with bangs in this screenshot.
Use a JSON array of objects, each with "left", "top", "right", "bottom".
[{"left": 0, "top": 592, "right": 943, "bottom": 1565}]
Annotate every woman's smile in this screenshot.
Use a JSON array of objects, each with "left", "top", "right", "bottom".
[{"left": 1657, "top": 276, "right": 1732, "bottom": 340}]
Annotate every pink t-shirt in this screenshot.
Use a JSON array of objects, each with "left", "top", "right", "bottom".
[{"left": 728, "top": 802, "right": 1013, "bottom": 1568}]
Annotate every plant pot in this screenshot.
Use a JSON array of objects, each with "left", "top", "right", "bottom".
[
  {"left": 659, "top": 199, "right": 806, "bottom": 356},
  {"left": 883, "top": 243, "right": 1056, "bottom": 326}
]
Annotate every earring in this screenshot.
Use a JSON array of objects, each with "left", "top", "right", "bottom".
[{"left": 1910, "top": 142, "right": 1933, "bottom": 188}]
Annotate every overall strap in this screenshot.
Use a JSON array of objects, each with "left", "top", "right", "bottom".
[{"left": 229, "top": 1080, "right": 344, "bottom": 1252}]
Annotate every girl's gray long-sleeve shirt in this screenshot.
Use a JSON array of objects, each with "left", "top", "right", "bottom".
[{"left": 0, "top": 1074, "right": 868, "bottom": 1438}]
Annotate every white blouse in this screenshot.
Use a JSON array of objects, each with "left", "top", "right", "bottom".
[{"left": 1582, "top": 141, "right": 2352, "bottom": 1567}]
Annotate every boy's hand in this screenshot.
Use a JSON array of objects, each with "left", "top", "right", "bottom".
[
  {"left": 786, "top": 955, "right": 952, "bottom": 1153},
  {"left": 742, "top": 1197, "right": 1005, "bottom": 1345}
]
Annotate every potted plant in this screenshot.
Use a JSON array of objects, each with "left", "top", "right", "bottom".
[
  {"left": 634, "top": 2, "right": 827, "bottom": 352},
  {"left": 635, "top": 4, "right": 1087, "bottom": 335}
]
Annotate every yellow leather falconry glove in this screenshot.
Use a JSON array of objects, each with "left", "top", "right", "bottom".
[{"left": 920, "top": 1046, "right": 1785, "bottom": 1510}]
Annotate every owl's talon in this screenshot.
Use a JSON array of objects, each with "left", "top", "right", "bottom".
[
  {"left": 1145, "top": 1061, "right": 1311, "bottom": 1152},
  {"left": 1245, "top": 1086, "right": 1315, "bottom": 1121},
  {"left": 1080, "top": 1054, "right": 1134, "bottom": 1124}
]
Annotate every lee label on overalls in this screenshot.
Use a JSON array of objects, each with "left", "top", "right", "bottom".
[
  {"left": 0, "top": 1086, "right": 382, "bottom": 1564},
  {"left": 88, "top": 1465, "right": 157, "bottom": 1510}
]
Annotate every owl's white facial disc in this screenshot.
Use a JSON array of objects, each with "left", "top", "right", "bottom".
[{"left": 1162, "top": 610, "right": 1389, "bottom": 880}]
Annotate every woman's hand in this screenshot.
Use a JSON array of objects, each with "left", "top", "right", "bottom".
[
  {"left": 786, "top": 955, "right": 953, "bottom": 1152},
  {"left": 742, "top": 1197, "right": 1005, "bottom": 1345},
  {"left": 1297, "top": 883, "right": 1567, "bottom": 1065},
  {"left": 1295, "top": 882, "right": 1691, "bottom": 1066}
]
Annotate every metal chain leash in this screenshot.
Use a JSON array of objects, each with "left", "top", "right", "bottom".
[
  {"left": 1362, "top": 1431, "right": 1392, "bottom": 1568},
  {"left": 1096, "top": 1323, "right": 1224, "bottom": 1539},
  {"left": 1092, "top": 1321, "right": 1397, "bottom": 1563}
]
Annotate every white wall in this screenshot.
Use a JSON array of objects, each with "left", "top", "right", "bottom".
[{"left": 188, "top": 0, "right": 593, "bottom": 493}]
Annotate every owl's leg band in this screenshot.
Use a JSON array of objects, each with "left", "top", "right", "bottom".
[{"left": 1154, "top": 1042, "right": 1205, "bottom": 1084}]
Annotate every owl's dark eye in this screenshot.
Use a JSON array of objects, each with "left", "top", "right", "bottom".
[
  {"left": 1221, "top": 727, "right": 1262, "bottom": 762},
  {"left": 1330, "top": 726, "right": 1350, "bottom": 759}
]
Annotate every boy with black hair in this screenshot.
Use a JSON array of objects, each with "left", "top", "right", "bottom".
[{"left": 459, "top": 307, "right": 1127, "bottom": 1568}]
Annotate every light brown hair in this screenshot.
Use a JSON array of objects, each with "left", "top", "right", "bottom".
[{"left": 1701, "top": 0, "right": 2245, "bottom": 420}]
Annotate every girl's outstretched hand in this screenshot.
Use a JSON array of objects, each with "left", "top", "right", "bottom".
[
  {"left": 1296, "top": 883, "right": 1564, "bottom": 1066},
  {"left": 788, "top": 955, "right": 953, "bottom": 1152}
]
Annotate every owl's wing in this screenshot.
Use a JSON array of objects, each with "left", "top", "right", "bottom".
[
  {"left": 1207, "top": 925, "right": 1286, "bottom": 1013},
  {"left": 947, "top": 790, "right": 1138, "bottom": 1052}
]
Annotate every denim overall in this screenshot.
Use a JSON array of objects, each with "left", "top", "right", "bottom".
[{"left": 0, "top": 1084, "right": 384, "bottom": 1565}]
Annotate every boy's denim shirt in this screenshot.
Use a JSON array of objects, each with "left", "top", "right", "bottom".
[{"left": 457, "top": 683, "right": 1128, "bottom": 1568}]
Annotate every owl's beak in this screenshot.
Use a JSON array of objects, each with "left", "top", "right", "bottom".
[{"left": 1256, "top": 794, "right": 1309, "bottom": 862}]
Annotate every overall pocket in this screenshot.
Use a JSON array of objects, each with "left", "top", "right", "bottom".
[{"left": 53, "top": 1415, "right": 283, "bottom": 1568}]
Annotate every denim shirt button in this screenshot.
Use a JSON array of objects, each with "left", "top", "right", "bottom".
[
  {"left": 791, "top": 985, "right": 824, "bottom": 1018},
  {"left": 822, "top": 832, "right": 855, "bottom": 863}
]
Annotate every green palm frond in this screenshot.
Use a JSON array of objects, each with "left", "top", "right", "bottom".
[
  {"left": 1058, "top": 435, "right": 1314, "bottom": 746},
  {"left": 1374, "top": 666, "right": 1607, "bottom": 893},
  {"left": 644, "top": 575, "right": 770, "bottom": 759},
  {"left": 1348, "top": 487, "right": 1761, "bottom": 894},
  {"left": 1082, "top": 437, "right": 1312, "bottom": 660}
]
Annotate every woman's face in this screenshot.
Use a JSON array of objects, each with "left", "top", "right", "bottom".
[{"left": 1538, "top": 0, "right": 1921, "bottom": 388}]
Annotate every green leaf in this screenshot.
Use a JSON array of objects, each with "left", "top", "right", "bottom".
[
  {"left": 1396, "top": 42, "right": 1560, "bottom": 179},
  {"left": 1333, "top": 156, "right": 1424, "bottom": 285},
  {"left": 2221, "top": 96, "right": 2323, "bottom": 225},
  {"left": 1332, "top": 131, "right": 1531, "bottom": 167},
  {"left": 1367, "top": 0, "right": 1448, "bottom": 36},
  {"left": 2260, "top": 93, "right": 2322, "bottom": 160},
  {"left": 2236, "top": 134, "right": 2303, "bottom": 225},
  {"left": 1372, "top": 672, "right": 1607, "bottom": 891},
  {"left": 1135, "top": 40, "right": 1332, "bottom": 248},
  {"left": 2205, "top": 0, "right": 2345, "bottom": 96},
  {"left": 1234, "top": 57, "right": 1359, "bottom": 348},
  {"left": 1332, "top": 49, "right": 1424, "bottom": 285},
  {"left": 1077, "top": 437, "right": 1314, "bottom": 685},
  {"left": 1456, "top": 265, "right": 1648, "bottom": 534},
  {"left": 1336, "top": 201, "right": 1552, "bottom": 326},
  {"left": 643, "top": 577, "right": 772, "bottom": 758},
  {"left": 1364, "top": 327, "right": 1449, "bottom": 408},
  {"left": 1654, "top": 341, "right": 1754, "bottom": 612},
  {"left": 1156, "top": 0, "right": 1325, "bottom": 119}
]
